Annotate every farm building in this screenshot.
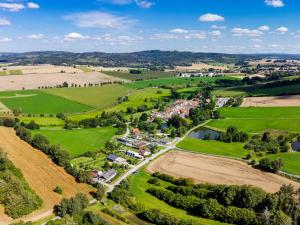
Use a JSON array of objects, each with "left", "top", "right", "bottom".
[{"left": 102, "top": 169, "right": 117, "bottom": 182}]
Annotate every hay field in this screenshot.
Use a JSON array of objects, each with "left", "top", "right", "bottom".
[
  {"left": 0, "top": 127, "right": 92, "bottom": 224},
  {"left": 148, "top": 151, "right": 300, "bottom": 193},
  {"left": 242, "top": 95, "right": 300, "bottom": 107},
  {"left": 176, "top": 63, "right": 229, "bottom": 71},
  {"left": 0, "top": 72, "right": 123, "bottom": 91}
]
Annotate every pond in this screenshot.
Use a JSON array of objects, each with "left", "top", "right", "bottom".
[
  {"left": 188, "top": 127, "right": 220, "bottom": 140},
  {"left": 292, "top": 141, "right": 300, "bottom": 151}
]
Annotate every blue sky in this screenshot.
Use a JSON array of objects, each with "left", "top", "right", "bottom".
[{"left": 0, "top": 0, "right": 300, "bottom": 53}]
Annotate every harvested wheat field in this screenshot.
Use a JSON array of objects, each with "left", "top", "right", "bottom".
[
  {"left": 242, "top": 95, "right": 300, "bottom": 107},
  {"left": 0, "top": 72, "right": 124, "bottom": 91},
  {"left": 0, "top": 127, "right": 93, "bottom": 224},
  {"left": 148, "top": 151, "right": 300, "bottom": 193},
  {"left": 176, "top": 63, "right": 228, "bottom": 71}
]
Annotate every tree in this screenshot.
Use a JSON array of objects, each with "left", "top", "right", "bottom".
[
  {"left": 95, "top": 184, "right": 106, "bottom": 201},
  {"left": 54, "top": 186, "right": 63, "bottom": 194}
]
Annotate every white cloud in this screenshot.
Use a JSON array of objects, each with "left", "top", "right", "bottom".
[
  {"left": 258, "top": 25, "right": 270, "bottom": 31},
  {"left": 276, "top": 26, "right": 288, "bottom": 33},
  {"left": 265, "top": 0, "right": 284, "bottom": 8},
  {"left": 64, "top": 12, "right": 136, "bottom": 29},
  {"left": 27, "top": 2, "right": 40, "bottom": 9},
  {"left": 211, "top": 30, "right": 222, "bottom": 37},
  {"left": 0, "top": 18, "right": 10, "bottom": 26},
  {"left": 64, "top": 32, "right": 89, "bottom": 41},
  {"left": 0, "top": 37, "right": 12, "bottom": 42},
  {"left": 251, "top": 44, "right": 262, "bottom": 49},
  {"left": 151, "top": 31, "right": 206, "bottom": 41},
  {"left": 231, "top": 28, "right": 263, "bottom": 37},
  {"left": 27, "top": 34, "right": 44, "bottom": 40},
  {"left": 211, "top": 25, "right": 226, "bottom": 29},
  {"left": 199, "top": 13, "right": 224, "bottom": 22},
  {"left": 93, "top": 34, "right": 143, "bottom": 45},
  {"left": 0, "top": 3, "right": 25, "bottom": 12},
  {"left": 135, "top": 0, "right": 153, "bottom": 8},
  {"left": 170, "top": 28, "right": 189, "bottom": 34}
]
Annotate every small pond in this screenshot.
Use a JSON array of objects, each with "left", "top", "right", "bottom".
[
  {"left": 292, "top": 141, "right": 300, "bottom": 151},
  {"left": 189, "top": 127, "right": 220, "bottom": 140}
]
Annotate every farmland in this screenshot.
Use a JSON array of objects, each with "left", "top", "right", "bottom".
[
  {"left": 266, "top": 153, "right": 300, "bottom": 175},
  {"left": 177, "top": 137, "right": 247, "bottom": 158},
  {"left": 44, "top": 85, "right": 130, "bottom": 109},
  {"left": 0, "top": 90, "right": 91, "bottom": 114},
  {"left": 129, "top": 169, "right": 226, "bottom": 225},
  {"left": 147, "top": 151, "right": 300, "bottom": 193},
  {"left": 104, "top": 70, "right": 175, "bottom": 81},
  {"left": 32, "top": 127, "right": 116, "bottom": 157},
  {"left": 208, "top": 107, "right": 300, "bottom": 133},
  {"left": 0, "top": 127, "right": 92, "bottom": 223}
]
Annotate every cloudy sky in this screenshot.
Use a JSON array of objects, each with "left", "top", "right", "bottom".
[{"left": 0, "top": 0, "right": 299, "bottom": 53}]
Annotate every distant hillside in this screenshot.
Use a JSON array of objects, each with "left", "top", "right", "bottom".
[{"left": 1, "top": 51, "right": 300, "bottom": 68}]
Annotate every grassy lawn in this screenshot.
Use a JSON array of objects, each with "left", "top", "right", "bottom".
[
  {"left": 0, "top": 90, "right": 91, "bottom": 114},
  {"left": 124, "top": 77, "right": 236, "bottom": 89},
  {"left": 20, "top": 116, "right": 65, "bottom": 126},
  {"left": 104, "top": 70, "right": 175, "bottom": 81},
  {"left": 0, "top": 70, "right": 7, "bottom": 76},
  {"left": 266, "top": 152, "right": 300, "bottom": 176},
  {"left": 208, "top": 107, "right": 300, "bottom": 133},
  {"left": 177, "top": 137, "right": 247, "bottom": 158},
  {"left": 32, "top": 127, "right": 116, "bottom": 157},
  {"left": 9, "top": 69, "right": 23, "bottom": 75},
  {"left": 129, "top": 169, "right": 227, "bottom": 225},
  {"left": 44, "top": 85, "right": 130, "bottom": 109}
]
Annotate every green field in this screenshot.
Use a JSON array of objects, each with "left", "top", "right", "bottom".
[
  {"left": 265, "top": 153, "right": 300, "bottom": 175},
  {"left": 104, "top": 70, "right": 175, "bottom": 81},
  {"left": 208, "top": 107, "right": 300, "bottom": 133},
  {"left": 44, "top": 85, "right": 130, "bottom": 109},
  {"left": 20, "top": 116, "right": 65, "bottom": 126},
  {"left": 0, "top": 70, "right": 7, "bottom": 76},
  {"left": 124, "top": 77, "right": 235, "bottom": 89},
  {"left": 213, "top": 84, "right": 300, "bottom": 97},
  {"left": 0, "top": 90, "right": 91, "bottom": 114},
  {"left": 32, "top": 127, "right": 116, "bottom": 157},
  {"left": 9, "top": 69, "right": 23, "bottom": 75},
  {"left": 177, "top": 137, "right": 247, "bottom": 158},
  {"left": 129, "top": 170, "right": 227, "bottom": 225}
]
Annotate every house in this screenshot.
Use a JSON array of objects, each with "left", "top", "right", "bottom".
[
  {"left": 132, "top": 141, "right": 148, "bottom": 149},
  {"left": 107, "top": 154, "right": 127, "bottom": 165},
  {"left": 102, "top": 169, "right": 117, "bottom": 182},
  {"left": 139, "top": 148, "right": 151, "bottom": 157},
  {"left": 91, "top": 170, "right": 103, "bottom": 179},
  {"left": 132, "top": 128, "right": 141, "bottom": 136},
  {"left": 292, "top": 141, "right": 300, "bottom": 151},
  {"left": 126, "top": 150, "right": 143, "bottom": 159}
]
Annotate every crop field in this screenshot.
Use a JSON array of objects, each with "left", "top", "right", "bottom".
[
  {"left": 20, "top": 116, "right": 65, "bottom": 126},
  {"left": 241, "top": 95, "right": 300, "bottom": 107},
  {"left": 44, "top": 85, "right": 130, "bottom": 109},
  {"left": 213, "top": 83, "right": 300, "bottom": 97},
  {"left": 208, "top": 107, "right": 300, "bottom": 133},
  {"left": 129, "top": 169, "right": 226, "bottom": 225},
  {"left": 124, "top": 76, "right": 235, "bottom": 89},
  {"left": 77, "top": 66, "right": 94, "bottom": 73},
  {"left": 104, "top": 70, "right": 175, "bottom": 81},
  {"left": 177, "top": 137, "right": 247, "bottom": 158},
  {"left": 32, "top": 127, "right": 116, "bottom": 157},
  {"left": 0, "top": 127, "right": 92, "bottom": 223},
  {"left": 0, "top": 71, "right": 7, "bottom": 76},
  {"left": 147, "top": 151, "right": 300, "bottom": 193},
  {"left": 0, "top": 90, "right": 91, "bottom": 114},
  {"left": 9, "top": 69, "right": 23, "bottom": 75}
]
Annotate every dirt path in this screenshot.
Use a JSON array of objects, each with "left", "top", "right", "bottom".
[
  {"left": 148, "top": 150, "right": 300, "bottom": 193},
  {"left": 0, "top": 127, "right": 93, "bottom": 224},
  {"left": 242, "top": 95, "right": 300, "bottom": 107}
]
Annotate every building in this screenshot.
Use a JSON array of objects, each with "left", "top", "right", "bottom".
[
  {"left": 132, "top": 140, "right": 148, "bottom": 149},
  {"left": 91, "top": 170, "right": 103, "bottom": 179},
  {"left": 139, "top": 148, "right": 151, "bottom": 157},
  {"left": 126, "top": 150, "right": 143, "bottom": 159},
  {"left": 102, "top": 169, "right": 117, "bottom": 182},
  {"left": 132, "top": 128, "right": 141, "bottom": 136},
  {"left": 107, "top": 154, "right": 127, "bottom": 165}
]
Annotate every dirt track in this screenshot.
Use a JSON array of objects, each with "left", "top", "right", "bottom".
[
  {"left": 148, "top": 151, "right": 300, "bottom": 193},
  {"left": 242, "top": 95, "right": 300, "bottom": 107},
  {"left": 0, "top": 127, "right": 93, "bottom": 224}
]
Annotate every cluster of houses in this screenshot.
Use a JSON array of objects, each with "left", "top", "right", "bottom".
[
  {"left": 91, "top": 169, "right": 117, "bottom": 183},
  {"left": 177, "top": 72, "right": 223, "bottom": 78},
  {"left": 151, "top": 99, "right": 200, "bottom": 121}
]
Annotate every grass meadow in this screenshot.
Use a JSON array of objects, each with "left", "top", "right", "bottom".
[
  {"left": 177, "top": 137, "right": 247, "bottom": 158},
  {"left": 129, "top": 169, "right": 227, "bottom": 225},
  {"left": 32, "top": 127, "right": 116, "bottom": 157},
  {"left": 20, "top": 116, "right": 65, "bottom": 126},
  {"left": 266, "top": 153, "right": 300, "bottom": 175},
  {"left": 104, "top": 70, "right": 175, "bottom": 81},
  {"left": 208, "top": 107, "right": 300, "bottom": 133},
  {"left": 44, "top": 85, "right": 130, "bottom": 109},
  {"left": 0, "top": 90, "right": 91, "bottom": 114}
]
